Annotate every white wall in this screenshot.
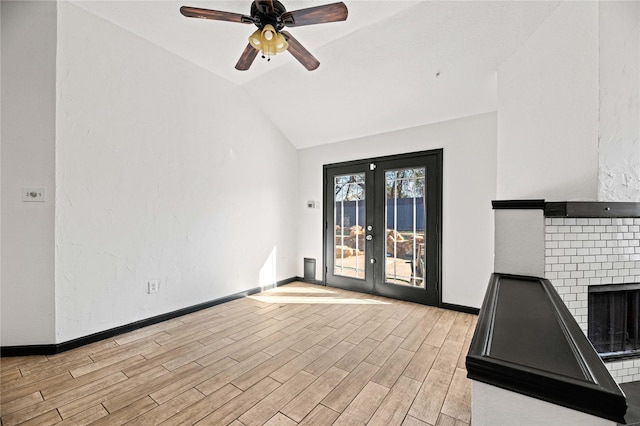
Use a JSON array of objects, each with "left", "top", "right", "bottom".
[
  {"left": 297, "top": 113, "right": 497, "bottom": 309},
  {"left": 494, "top": 209, "right": 545, "bottom": 277},
  {"left": 472, "top": 381, "right": 614, "bottom": 426},
  {"left": 1, "top": 1, "right": 57, "bottom": 346},
  {"left": 598, "top": 1, "right": 640, "bottom": 202},
  {"left": 52, "top": 2, "right": 297, "bottom": 343},
  {"left": 497, "top": 1, "right": 599, "bottom": 201}
]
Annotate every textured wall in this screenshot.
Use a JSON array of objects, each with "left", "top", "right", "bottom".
[
  {"left": 598, "top": 1, "right": 640, "bottom": 201},
  {"left": 54, "top": 3, "right": 298, "bottom": 343}
]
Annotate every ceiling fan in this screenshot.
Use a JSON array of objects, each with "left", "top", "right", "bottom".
[{"left": 180, "top": 1, "right": 348, "bottom": 71}]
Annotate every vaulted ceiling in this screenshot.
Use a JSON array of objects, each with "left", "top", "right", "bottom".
[{"left": 71, "top": 1, "right": 560, "bottom": 148}]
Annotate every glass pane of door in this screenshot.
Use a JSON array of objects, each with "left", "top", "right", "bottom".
[
  {"left": 334, "top": 173, "right": 366, "bottom": 279},
  {"left": 384, "top": 167, "right": 426, "bottom": 288}
]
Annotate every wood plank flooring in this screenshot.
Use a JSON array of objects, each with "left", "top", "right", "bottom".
[{"left": 0, "top": 282, "right": 477, "bottom": 426}]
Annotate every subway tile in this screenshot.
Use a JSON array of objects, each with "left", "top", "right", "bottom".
[{"left": 564, "top": 293, "right": 577, "bottom": 302}]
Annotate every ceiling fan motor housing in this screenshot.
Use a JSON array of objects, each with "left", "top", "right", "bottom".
[{"left": 251, "top": 0, "right": 287, "bottom": 31}]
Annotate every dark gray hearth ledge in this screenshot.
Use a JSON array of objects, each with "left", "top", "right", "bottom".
[
  {"left": 466, "top": 273, "right": 627, "bottom": 424},
  {"left": 492, "top": 199, "right": 640, "bottom": 218}
]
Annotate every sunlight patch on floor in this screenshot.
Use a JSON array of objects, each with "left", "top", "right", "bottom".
[
  {"left": 249, "top": 294, "right": 390, "bottom": 305},
  {"left": 261, "top": 286, "right": 337, "bottom": 294}
]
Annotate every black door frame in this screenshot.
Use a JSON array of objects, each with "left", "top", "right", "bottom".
[{"left": 322, "top": 149, "right": 443, "bottom": 307}]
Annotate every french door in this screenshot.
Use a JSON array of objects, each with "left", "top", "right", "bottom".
[{"left": 323, "top": 150, "right": 442, "bottom": 306}]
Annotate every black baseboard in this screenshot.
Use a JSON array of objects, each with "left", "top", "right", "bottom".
[
  {"left": 441, "top": 302, "right": 480, "bottom": 315},
  {"left": 298, "top": 277, "right": 325, "bottom": 286},
  {"left": 1, "top": 277, "right": 298, "bottom": 358}
]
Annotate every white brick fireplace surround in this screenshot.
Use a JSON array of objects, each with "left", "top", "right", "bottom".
[
  {"left": 494, "top": 200, "right": 640, "bottom": 384},
  {"left": 546, "top": 216, "right": 640, "bottom": 383}
]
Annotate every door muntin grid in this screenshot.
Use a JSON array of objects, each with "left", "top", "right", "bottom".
[
  {"left": 384, "top": 167, "right": 426, "bottom": 288},
  {"left": 334, "top": 173, "right": 366, "bottom": 279}
]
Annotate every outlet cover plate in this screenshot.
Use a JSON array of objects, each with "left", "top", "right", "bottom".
[
  {"left": 22, "top": 187, "right": 46, "bottom": 202},
  {"left": 147, "top": 280, "right": 160, "bottom": 294}
]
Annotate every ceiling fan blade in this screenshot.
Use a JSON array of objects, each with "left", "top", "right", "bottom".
[
  {"left": 235, "top": 44, "right": 259, "bottom": 71},
  {"left": 281, "top": 2, "right": 348, "bottom": 27},
  {"left": 281, "top": 31, "right": 320, "bottom": 71},
  {"left": 180, "top": 6, "right": 255, "bottom": 24}
]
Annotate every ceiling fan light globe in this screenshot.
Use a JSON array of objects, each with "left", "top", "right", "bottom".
[
  {"left": 275, "top": 33, "right": 288, "bottom": 53},
  {"left": 248, "top": 28, "right": 263, "bottom": 50}
]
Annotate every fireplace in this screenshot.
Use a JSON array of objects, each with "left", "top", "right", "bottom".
[
  {"left": 589, "top": 283, "right": 640, "bottom": 357},
  {"left": 493, "top": 200, "right": 640, "bottom": 383}
]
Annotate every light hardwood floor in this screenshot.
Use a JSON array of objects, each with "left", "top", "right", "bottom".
[{"left": 0, "top": 282, "right": 477, "bottom": 426}]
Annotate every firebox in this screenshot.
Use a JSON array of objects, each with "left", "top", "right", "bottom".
[{"left": 589, "top": 283, "right": 640, "bottom": 357}]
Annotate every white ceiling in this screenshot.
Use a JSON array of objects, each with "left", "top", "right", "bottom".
[{"left": 71, "top": 1, "right": 560, "bottom": 149}]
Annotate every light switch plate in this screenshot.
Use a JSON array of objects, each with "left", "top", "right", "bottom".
[{"left": 22, "top": 187, "right": 46, "bottom": 202}]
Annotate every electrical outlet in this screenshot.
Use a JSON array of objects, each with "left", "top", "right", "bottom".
[{"left": 147, "top": 280, "right": 160, "bottom": 294}]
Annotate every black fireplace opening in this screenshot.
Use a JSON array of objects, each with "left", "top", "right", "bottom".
[{"left": 589, "top": 283, "right": 640, "bottom": 358}]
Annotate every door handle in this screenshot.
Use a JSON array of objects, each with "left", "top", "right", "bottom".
[{"left": 366, "top": 235, "right": 373, "bottom": 241}]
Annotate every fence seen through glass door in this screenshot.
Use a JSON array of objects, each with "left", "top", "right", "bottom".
[
  {"left": 334, "top": 173, "right": 366, "bottom": 279},
  {"left": 385, "top": 167, "right": 426, "bottom": 288}
]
